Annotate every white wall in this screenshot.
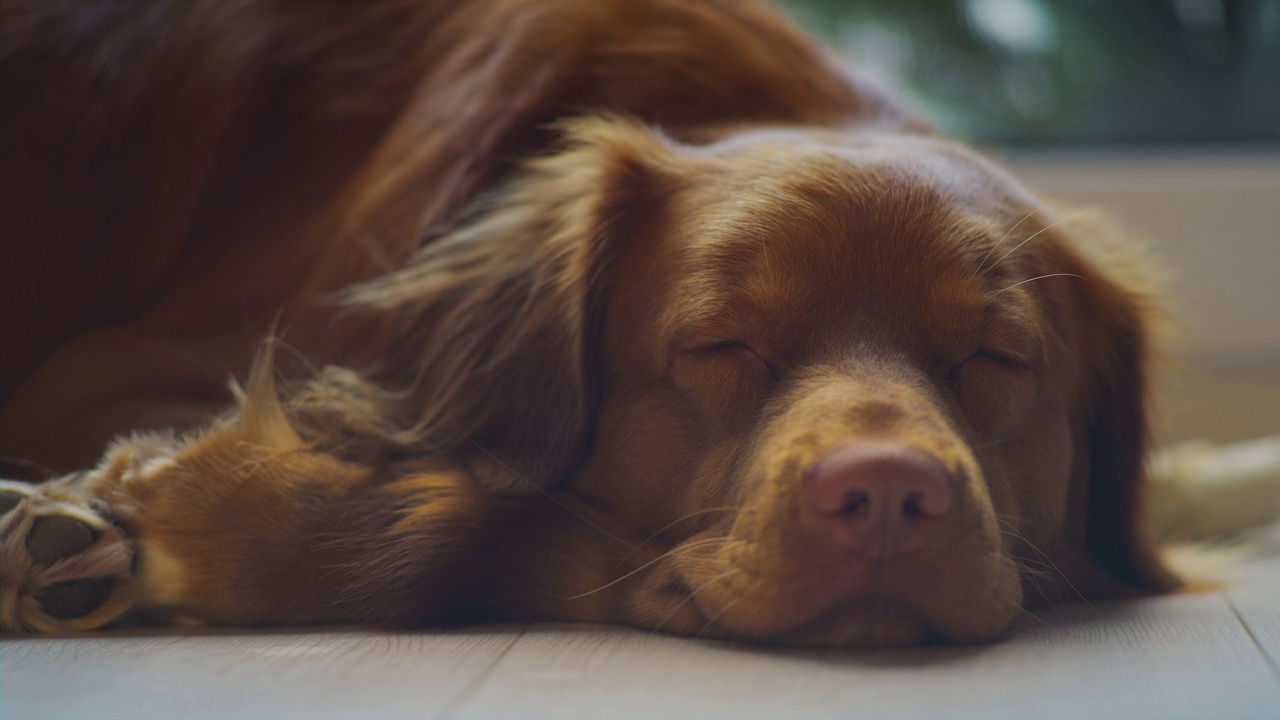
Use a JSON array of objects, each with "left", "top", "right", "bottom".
[{"left": 1006, "top": 150, "right": 1280, "bottom": 372}]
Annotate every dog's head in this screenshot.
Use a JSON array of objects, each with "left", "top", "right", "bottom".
[{"left": 361, "top": 117, "right": 1178, "bottom": 646}]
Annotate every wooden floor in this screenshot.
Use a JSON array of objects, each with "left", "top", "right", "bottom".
[{"left": 4, "top": 557, "right": 1277, "bottom": 720}]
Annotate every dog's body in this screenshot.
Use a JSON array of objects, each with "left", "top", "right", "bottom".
[{"left": 0, "top": 0, "right": 1176, "bottom": 645}]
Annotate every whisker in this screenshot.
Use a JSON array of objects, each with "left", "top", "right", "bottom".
[
  {"left": 696, "top": 600, "right": 737, "bottom": 639},
  {"left": 467, "top": 439, "right": 635, "bottom": 550},
  {"left": 693, "top": 576, "right": 765, "bottom": 640},
  {"left": 1008, "top": 554, "right": 1056, "bottom": 575},
  {"left": 996, "top": 524, "right": 1101, "bottom": 615},
  {"left": 980, "top": 210, "right": 1088, "bottom": 275},
  {"left": 650, "top": 567, "right": 741, "bottom": 636},
  {"left": 990, "top": 539, "right": 1064, "bottom": 633},
  {"left": 617, "top": 507, "right": 737, "bottom": 566},
  {"left": 598, "top": 536, "right": 727, "bottom": 567},
  {"left": 1018, "top": 605, "right": 1056, "bottom": 631},
  {"left": 975, "top": 208, "right": 1040, "bottom": 274},
  {"left": 993, "top": 273, "right": 1089, "bottom": 296},
  {"left": 567, "top": 537, "right": 728, "bottom": 601}
]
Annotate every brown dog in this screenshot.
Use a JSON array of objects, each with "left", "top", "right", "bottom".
[{"left": 0, "top": 0, "right": 1176, "bottom": 645}]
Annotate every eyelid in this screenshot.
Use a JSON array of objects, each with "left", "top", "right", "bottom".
[
  {"left": 685, "top": 340, "right": 778, "bottom": 377},
  {"left": 970, "top": 350, "right": 1033, "bottom": 370},
  {"left": 978, "top": 312, "right": 1043, "bottom": 365},
  {"left": 688, "top": 340, "right": 755, "bottom": 355}
]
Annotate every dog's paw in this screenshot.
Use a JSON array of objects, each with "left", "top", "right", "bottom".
[{"left": 0, "top": 478, "right": 137, "bottom": 633}]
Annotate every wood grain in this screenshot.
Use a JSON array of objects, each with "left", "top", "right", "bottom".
[
  {"left": 0, "top": 627, "right": 521, "bottom": 720},
  {"left": 449, "top": 596, "right": 1279, "bottom": 720},
  {"left": 3, "top": 565, "right": 1278, "bottom": 720},
  {"left": 1225, "top": 556, "right": 1280, "bottom": 677}
]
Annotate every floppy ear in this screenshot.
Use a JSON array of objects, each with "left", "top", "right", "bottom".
[
  {"left": 1060, "top": 224, "right": 1181, "bottom": 595},
  {"left": 345, "top": 117, "right": 677, "bottom": 492},
  {"left": 310, "top": 2, "right": 587, "bottom": 283}
]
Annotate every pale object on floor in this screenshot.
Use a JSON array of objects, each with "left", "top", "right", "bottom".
[{"left": 1147, "top": 435, "right": 1280, "bottom": 542}]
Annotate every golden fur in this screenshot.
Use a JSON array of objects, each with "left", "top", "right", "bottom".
[{"left": 0, "top": 0, "right": 1175, "bottom": 645}]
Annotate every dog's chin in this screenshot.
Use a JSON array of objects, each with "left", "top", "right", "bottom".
[
  {"left": 634, "top": 541, "right": 1025, "bottom": 648},
  {"left": 766, "top": 602, "right": 942, "bottom": 648},
  {"left": 639, "top": 578, "right": 1011, "bottom": 648},
  {"left": 708, "top": 598, "right": 1005, "bottom": 648},
  {"left": 690, "top": 604, "right": 933, "bottom": 648}
]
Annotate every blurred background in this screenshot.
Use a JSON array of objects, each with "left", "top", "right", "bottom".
[{"left": 779, "top": 0, "right": 1280, "bottom": 445}]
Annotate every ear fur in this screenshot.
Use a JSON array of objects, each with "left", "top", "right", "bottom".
[
  {"left": 344, "top": 117, "right": 677, "bottom": 492},
  {"left": 1061, "top": 217, "right": 1181, "bottom": 594},
  {"left": 310, "top": 1, "right": 592, "bottom": 284}
]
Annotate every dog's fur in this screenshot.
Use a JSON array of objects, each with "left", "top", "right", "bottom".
[{"left": 0, "top": 0, "right": 1177, "bottom": 645}]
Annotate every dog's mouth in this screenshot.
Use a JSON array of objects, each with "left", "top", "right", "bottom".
[
  {"left": 623, "top": 514, "right": 1021, "bottom": 648},
  {"left": 764, "top": 598, "right": 949, "bottom": 648},
  {"left": 646, "top": 568, "right": 944, "bottom": 647}
]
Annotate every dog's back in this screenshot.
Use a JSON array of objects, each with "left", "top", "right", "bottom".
[{"left": 0, "top": 0, "right": 915, "bottom": 473}]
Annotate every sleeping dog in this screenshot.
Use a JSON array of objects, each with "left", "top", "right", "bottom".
[{"left": 0, "top": 0, "right": 1176, "bottom": 645}]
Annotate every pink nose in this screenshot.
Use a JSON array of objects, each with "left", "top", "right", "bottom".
[{"left": 806, "top": 441, "right": 953, "bottom": 559}]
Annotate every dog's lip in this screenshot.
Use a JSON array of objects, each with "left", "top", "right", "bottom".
[
  {"left": 671, "top": 557, "right": 939, "bottom": 646},
  {"left": 685, "top": 587, "right": 940, "bottom": 647},
  {"left": 663, "top": 523, "right": 998, "bottom": 646},
  {"left": 779, "top": 596, "right": 943, "bottom": 647}
]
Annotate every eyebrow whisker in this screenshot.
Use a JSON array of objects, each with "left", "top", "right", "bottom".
[
  {"left": 993, "top": 273, "right": 1090, "bottom": 296},
  {"left": 975, "top": 208, "right": 1039, "bottom": 274},
  {"left": 979, "top": 210, "right": 1088, "bottom": 275}
]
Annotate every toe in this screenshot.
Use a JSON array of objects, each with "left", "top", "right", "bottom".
[
  {"left": 28, "top": 515, "right": 96, "bottom": 564},
  {"left": 37, "top": 578, "right": 115, "bottom": 619}
]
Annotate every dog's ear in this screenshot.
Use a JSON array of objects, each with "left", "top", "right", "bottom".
[
  {"left": 1056, "top": 220, "right": 1181, "bottom": 597},
  {"left": 346, "top": 117, "right": 678, "bottom": 492}
]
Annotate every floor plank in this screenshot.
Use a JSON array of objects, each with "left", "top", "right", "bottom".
[
  {"left": 449, "top": 595, "right": 1280, "bottom": 720},
  {"left": 1226, "top": 556, "right": 1280, "bottom": 678},
  {"left": 0, "top": 627, "right": 521, "bottom": 720},
  {"left": 3, "top": 568, "right": 1278, "bottom": 720}
]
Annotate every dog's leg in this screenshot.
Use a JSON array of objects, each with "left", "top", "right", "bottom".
[{"left": 0, "top": 408, "right": 489, "bottom": 633}]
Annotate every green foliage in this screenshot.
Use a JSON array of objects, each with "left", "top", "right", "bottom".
[{"left": 776, "top": 0, "right": 1280, "bottom": 146}]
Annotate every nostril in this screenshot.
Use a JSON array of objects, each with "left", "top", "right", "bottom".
[
  {"left": 805, "top": 440, "right": 954, "bottom": 557},
  {"left": 901, "top": 491, "right": 924, "bottom": 519},
  {"left": 839, "top": 489, "right": 871, "bottom": 516}
]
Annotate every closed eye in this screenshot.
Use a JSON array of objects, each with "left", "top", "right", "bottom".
[
  {"left": 688, "top": 341, "right": 778, "bottom": 381},
  {"left": 671, "top": 339, "right": 778, "bottom": 425},
  {"left": 950, "top": 350, "right": 1037, "bottom": 429},
  {"left": 955, "top": 350, "right": 1033, "bottom": 376}
]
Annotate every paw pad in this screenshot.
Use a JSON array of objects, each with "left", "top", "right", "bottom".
[
  {"left": 37, "top": 577, "right": 117, "bottom": 619},
  {"left": 1, "top": 479, "right": 135, "bottom": 632},
  {"left": 28, "top": 516, "right": 96, "bottom": 564}
]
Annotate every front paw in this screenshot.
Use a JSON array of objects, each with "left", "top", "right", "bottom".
[{"left": 0, "top": 479, "right": 136, "bottom": 633}]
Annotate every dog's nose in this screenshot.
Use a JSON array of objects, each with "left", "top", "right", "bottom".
[{"left": 805, "top": 441, "right": 952, "bottom": 558}]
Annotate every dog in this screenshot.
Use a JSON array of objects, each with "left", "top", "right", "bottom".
[{"left": 0, "top": 0, "right": 1178, "bottom": 646}]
